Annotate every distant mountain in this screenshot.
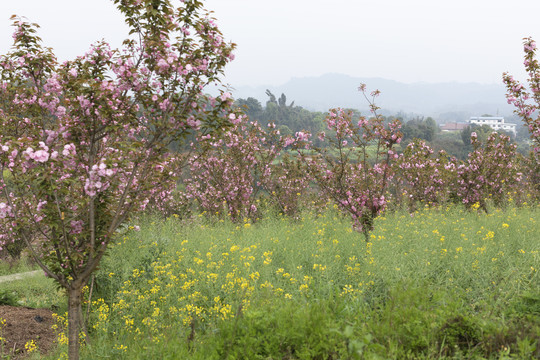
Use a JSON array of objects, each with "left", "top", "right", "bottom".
[{"left": 228, "top": 73, "right": 514, "bottom": 121}]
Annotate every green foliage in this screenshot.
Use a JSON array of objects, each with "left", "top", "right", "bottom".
[
  {"left": 460, "top": 124, "right": 494, "bottom": 146},
  {"left": 0, "top": 290, "right": 18, "bottom": 306},
  {"left": 401, "top": 116, "right": 438, "bottom": 142},
  {"left": 0, "top": 239, "right": 26, "bottom": 262},
  {"left": 235, "top": 97, "right": 263, "bottom": 120},
  {"left": 212, "top": 300, "right": 346, "bottom": 359},
  {"left": 512, "top": 291, "right": 540, "bottom": 316},
  {"left": 0, "top": 255, "right": 38, "bottom": 276},
  {"left": 236, "top": 92, "right": 325, "bottom": 142},
  {"left": 436, "top": 315, "right": 481, "bottom": 356},
  {"left": 430, "top": 131, "right": 471, "bottom": 160}
]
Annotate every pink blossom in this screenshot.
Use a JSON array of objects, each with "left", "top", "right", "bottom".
[
  {"left": 56, "top": 106, "right": 66, "bottom": 117},
  {"left": 24, "top": 147, "right": 34, "bottom": 159},
  {"left": 0, "top": 202, "right": 10, "bottom": 218},
  {"left": 157, "top": 58, "right": 169, "bottom": 71},
  {"left": 295, "top": 131, "right": 309, "bottom": 141},
  {"left": 62, "top": 144, "right": 75, "bottom": 156},
  {"left": 284, "top": 137, "right": 295, "bottom": 147},
  {"left": 37, "top": 200, "right": 47, "bottom": 211},
  {"left": 524, "top": 41, "right": 536, "bottom": 51},
  {"left": 228, "top": 113, "right": 241, "bottom": 125},
  {"left": 33, "top": 149, "right": 49, "bottom": 162}
]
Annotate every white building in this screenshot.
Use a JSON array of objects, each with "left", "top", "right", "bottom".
[{"left": 468, "top": 116, "right": 517, "bottom": 135}]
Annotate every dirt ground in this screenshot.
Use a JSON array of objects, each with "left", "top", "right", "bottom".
[{"left": 0, "top": 305, "right": 56, "bottom": 359}]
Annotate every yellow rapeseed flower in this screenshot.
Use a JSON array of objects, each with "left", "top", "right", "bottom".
[{"left": 24, "top": 339, "right": 38, "bottom": 353}]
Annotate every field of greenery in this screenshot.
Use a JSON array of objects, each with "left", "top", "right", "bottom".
[
  {"left": 23, "top": 204, "right": 535, "bottom": 359},
  {"left": 1, "top": 2, "right": 539, "bottom": 359}
]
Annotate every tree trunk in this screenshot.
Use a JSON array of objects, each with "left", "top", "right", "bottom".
[{"left": 68, "top": 285, "right": 83, "bottom": 360}]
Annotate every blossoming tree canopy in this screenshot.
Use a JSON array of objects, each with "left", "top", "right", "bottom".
[
  {"left": 0, "top": 1, "right": 237, "bottom": 358},
  {"left": 504, "top": 37, "right": 540, "bottom": 151}
]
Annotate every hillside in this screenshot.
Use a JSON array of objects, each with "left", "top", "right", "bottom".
[{"left": 228, "top": 73, "right": 514, "bottom": 120}]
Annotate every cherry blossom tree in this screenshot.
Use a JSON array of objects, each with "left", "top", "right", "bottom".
[
  {"left": 298, "top": 86, "right": 402, "bottom": 240},
  {"left": 456, "top": 132, "right": 521, "bottom": 212},
  {"left": 0, "top": 1, "right": 236, "bottom": 358},
  {"left": 394, "top": 139, "right": 454, "bottom": 211}
]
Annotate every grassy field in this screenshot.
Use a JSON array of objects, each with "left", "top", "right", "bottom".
[{"left": 6, "top": 204, "right": 540, "bottom": 359}]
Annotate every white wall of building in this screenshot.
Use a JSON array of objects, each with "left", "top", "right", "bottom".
[{"left": 469, "top": 116, "right": 516, "bottom": 135}]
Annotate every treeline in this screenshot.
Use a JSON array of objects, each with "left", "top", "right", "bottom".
[
  {"left": 236, "top": 91, "right": 325, "bottom": 141},
  {"left": 236, "top": 92, "right": 530, "bottom": 160}
]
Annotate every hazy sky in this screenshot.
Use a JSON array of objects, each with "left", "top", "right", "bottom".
[{"left": 1, "top": 0, "right": 540, "bottom": 87}]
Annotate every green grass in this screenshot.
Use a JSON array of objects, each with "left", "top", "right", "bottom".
[
  {"left": 0, "top": 254, "right": 40, "bottom": 277},
  {"left": 0, "top": 253, "right": 61, "bottom": 309},
  {"left": 18, "top": 205, "right": 540, "bottom": 359},
  {"left": 0, "top": 275, "right": 63, "bottom": 309}
]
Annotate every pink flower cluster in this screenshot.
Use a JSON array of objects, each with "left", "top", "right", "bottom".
[
  {"left": 23, "top": 142, "right": 54, "bottom": 163},
  {"left": 84, "top": 163, "right": 115, "bottom": 197},
  {"left": 0, "top": 202, "right": 11, "bottom": 219}
]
